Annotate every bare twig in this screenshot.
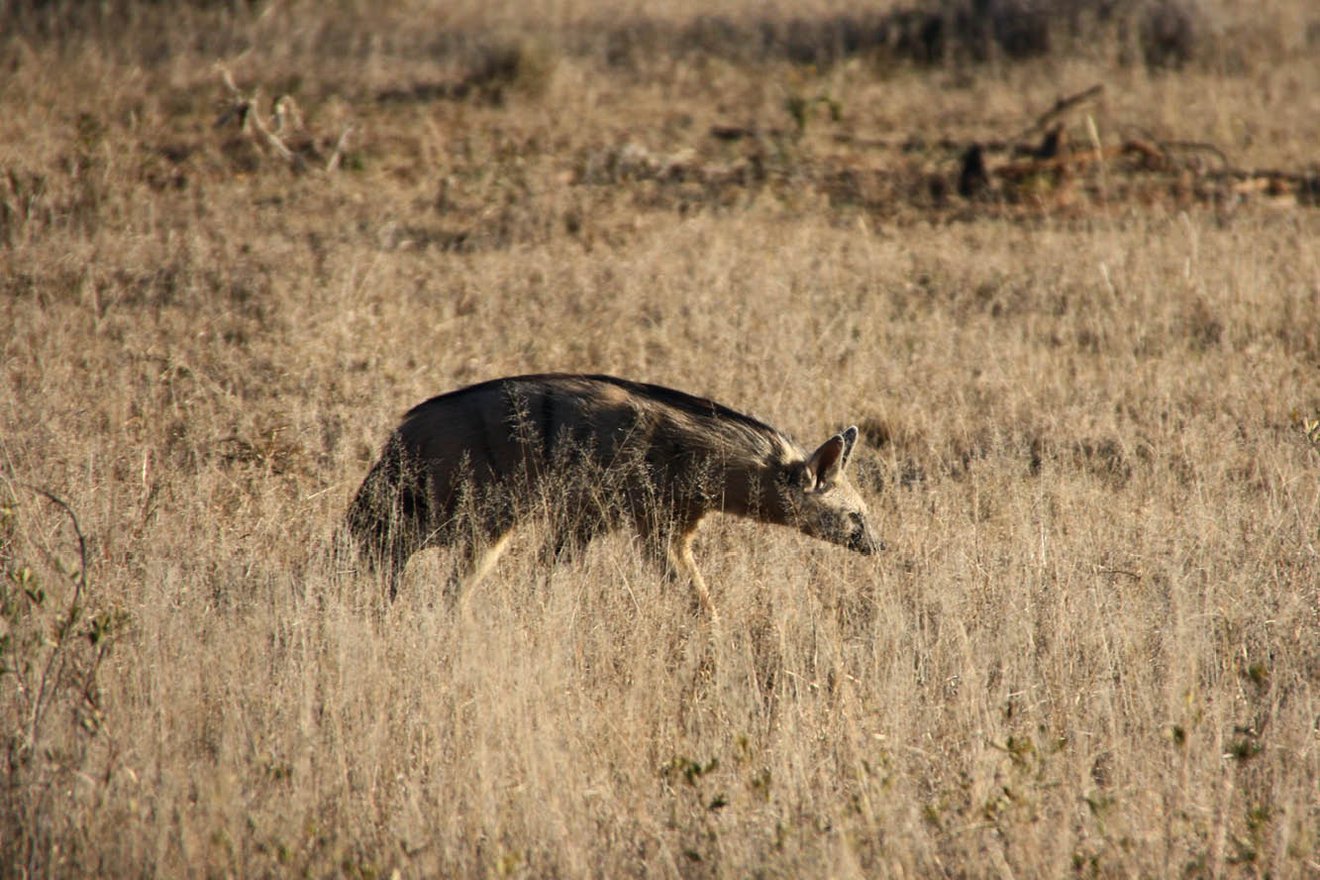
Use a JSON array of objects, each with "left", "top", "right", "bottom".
[
  {"left": 1095, "top": 566, "right": 1143, "bottom": 581},
  {"left": 214, "top": 66, "right": 300, "bottom": 166},
  {"left": 1013, "top": 83, "right": 1105, "bottom": 144},
  {"left": 245, "top": 88, "right": 296, "bottom": 162},
  {"left": 1164, "top": 141, "right": 1230, "bottom": 167},
  {"left": 326, "top": 126, "right": 354, "bottom": 173},
  {"left": 15, "top": 485, "right": 89, "bottom": 757},
  {"left": 1116, "top": 126, "right": 1230, "bottom": 171},
  {"left": 217, "top": 64, "right": 242, "bottom": 100}
]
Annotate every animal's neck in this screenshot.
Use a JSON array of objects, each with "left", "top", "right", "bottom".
[{"left": 714, "top": 459, "right": 789, "bottom": 524}]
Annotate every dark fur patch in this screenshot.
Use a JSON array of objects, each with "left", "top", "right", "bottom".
[{"left": 404, "top": 373, "right": 786, "bottom": 446}]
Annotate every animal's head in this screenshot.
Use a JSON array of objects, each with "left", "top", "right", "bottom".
[{"left": 779, "top": 426, "right": 882, "bottom": 555}]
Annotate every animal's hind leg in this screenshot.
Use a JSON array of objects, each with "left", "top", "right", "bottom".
[
  {"left": 443, "top": 500, "right": 519, "bottom": 604},
  {"left": 347, "top": 512, "right": 423, "bottom": 603},
  {"left": 381, "top": 542, "right": 411, "bottom": 603},
  {"left": 439, "top": 532, "right": 513, "bottom": 607},
  {"left": 346, "top": 457, "right": 432, "bottom": 603}
]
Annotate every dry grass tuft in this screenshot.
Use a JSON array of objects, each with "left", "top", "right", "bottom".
[{"left": 1, "top": 1, "right": 1317, "bottom": 877}]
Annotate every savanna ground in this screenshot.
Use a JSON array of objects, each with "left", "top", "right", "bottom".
[{"left": 2, "top": 1, "right": 1318, "bottom": 876}]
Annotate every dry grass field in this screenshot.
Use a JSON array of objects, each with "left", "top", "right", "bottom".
[{"left": 2, "top": 1, "right": 1318, "bottom": 876}]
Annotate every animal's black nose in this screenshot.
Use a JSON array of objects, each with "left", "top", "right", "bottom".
[{"left": 850, "top": 530, "right": 883, "bottom": 555}]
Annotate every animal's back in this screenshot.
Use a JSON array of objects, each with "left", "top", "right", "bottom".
[{"left": 395, "top": 373, "right": 791, "bottom": 481}]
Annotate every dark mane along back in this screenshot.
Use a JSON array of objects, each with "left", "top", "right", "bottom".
[
  {"left": 398, "top": 374, "right": 799, "bottom": 462},
  {"left": 404, "top": 374, "right": 774, "bottom": 431},
  {"left": 581, "top": 375, "right": 783, "bottom": 438},
  {"left": 401, "top": 374, "right": 536, "bottom": 420}
]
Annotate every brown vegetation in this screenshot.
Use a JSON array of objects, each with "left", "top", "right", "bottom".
[{"left": 2, "top": 1, "right": 1317, "bottom": 876}]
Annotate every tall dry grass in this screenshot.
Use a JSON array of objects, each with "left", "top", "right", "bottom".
[{"left": 2, "top": 2, "right": 1317, "bottom": 876}]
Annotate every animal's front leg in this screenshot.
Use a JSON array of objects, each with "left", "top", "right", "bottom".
[{"left": 663, "top": 528, "right": 717, "bottom": 619}]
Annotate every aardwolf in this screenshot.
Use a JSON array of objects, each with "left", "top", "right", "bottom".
[{"left": 346, "top": 374, "right": 881, "bottom": 612}]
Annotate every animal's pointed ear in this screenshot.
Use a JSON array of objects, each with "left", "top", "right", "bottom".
[
  {"left": 805, "top": 433, "right": 847, "bottom": 488},
  {"left": 840, "top": 426, "right": 859, "bottom": 468}
]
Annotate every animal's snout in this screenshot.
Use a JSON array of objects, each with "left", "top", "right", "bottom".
[
  {"left": 851, "top": 531, "right": 883, "bottom": 555},
  {"left": 847, "top": 514, "right": 883, "bottom": 555}
]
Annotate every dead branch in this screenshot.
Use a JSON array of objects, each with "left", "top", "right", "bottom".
[
  {"left": 1163, "top": 141, "right": 1230, "bottom": 168},
  {"left": 1013, "top": 83, "right": 1105, "bottom": 143},
  {"left": 13, "top": 485, "right": 89, "bottom": 756},
  {"left": 214, "top": 66, "right": 303, "bottom": 168},
  {"left": 326, "top": 126, "right": 354, "bottom": 173},
  {"left": 992, "top": 140, "right": 1166, "bottom": 182}
]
